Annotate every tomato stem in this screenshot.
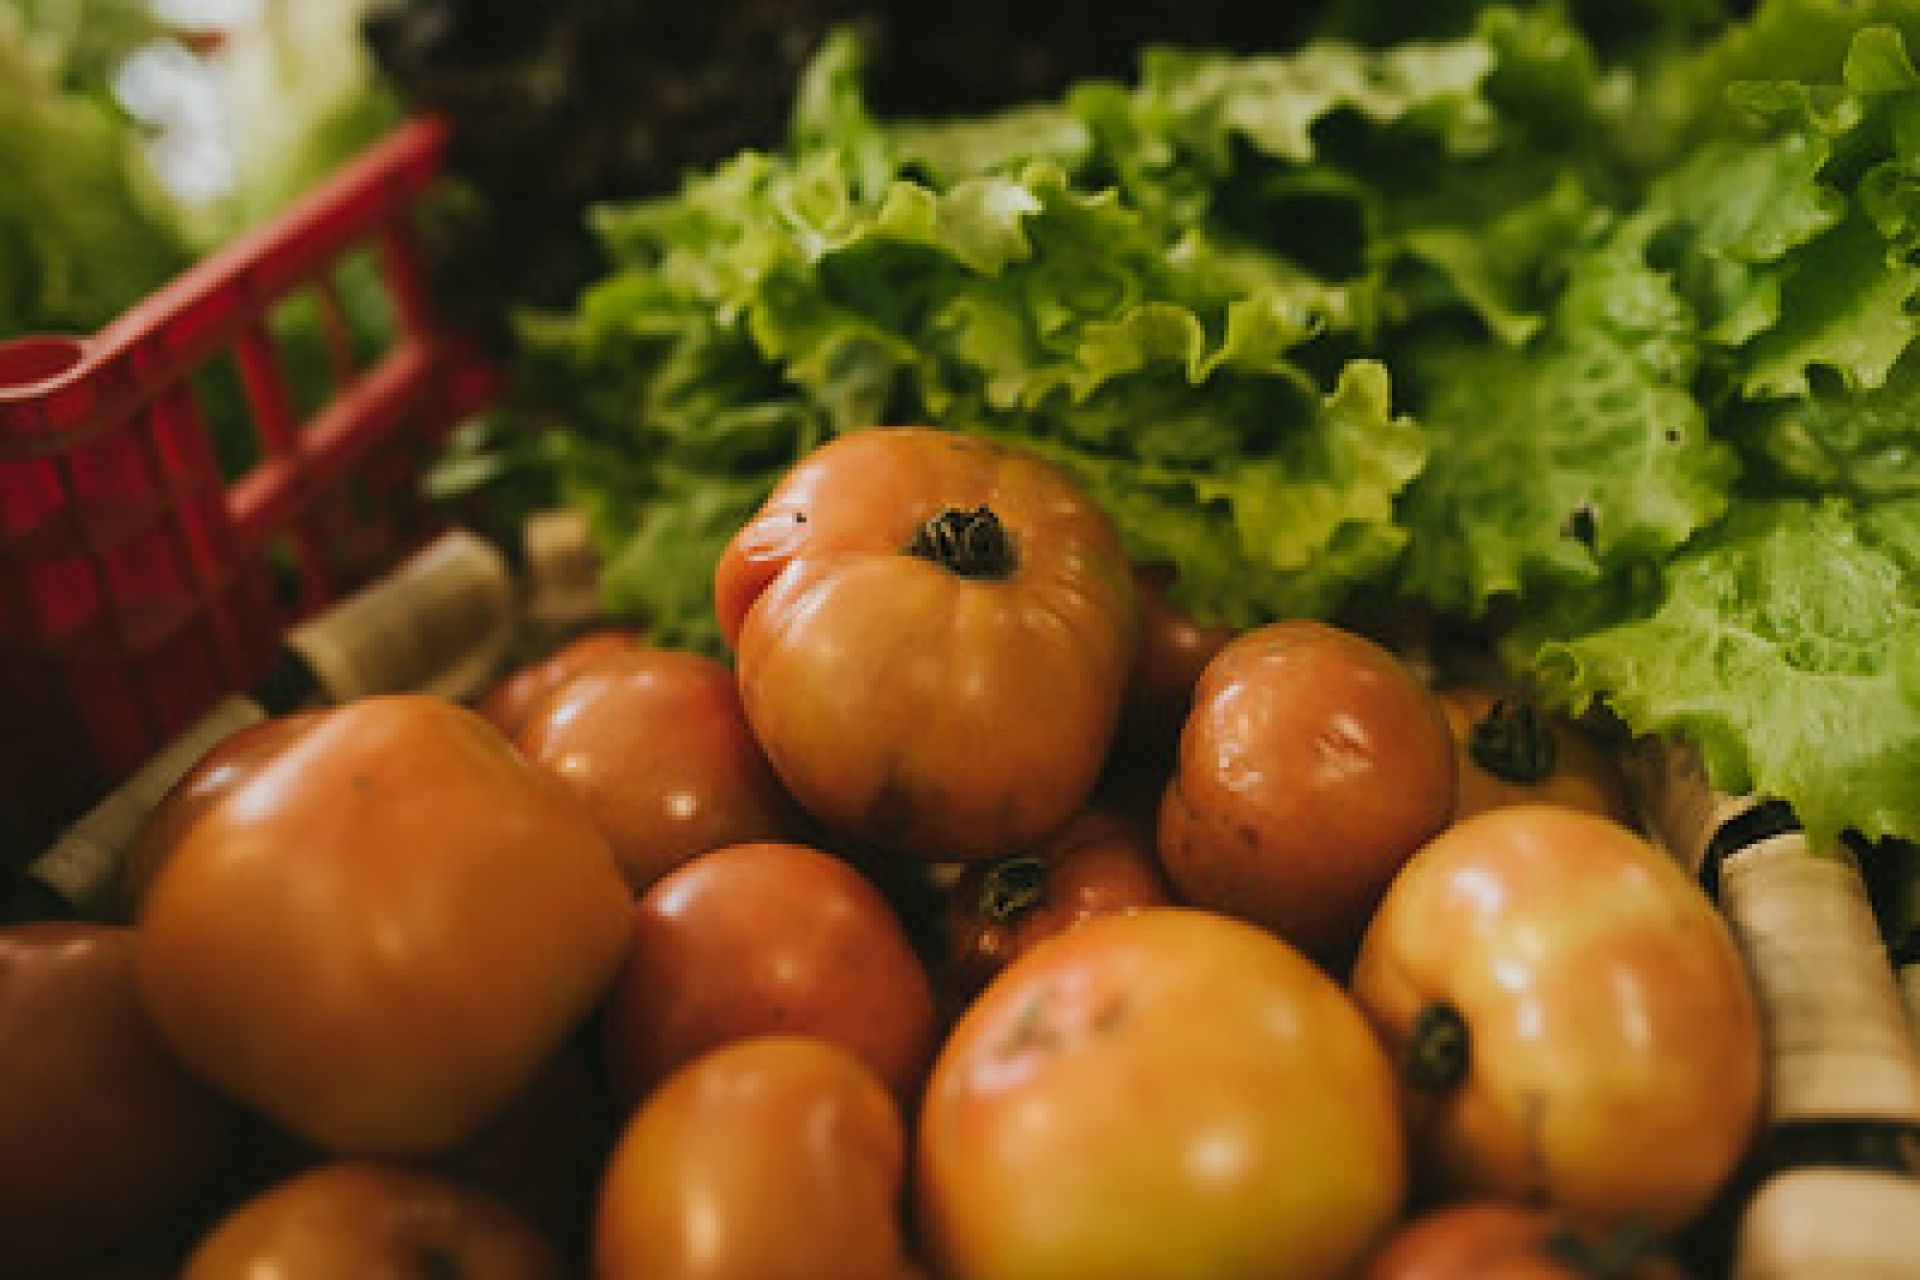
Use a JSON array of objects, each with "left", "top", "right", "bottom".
[
  {"left": 1542, "top": 1216, "right": 1663, "bottom": 1280},
  {"left": 1469, "top": 695, "right": 1556, "bottom": 785},
  {"left": 1404, "top": 1001, "right": 1470, "bottom": 1091},
  {"left": 908, "top": 505, "right": 1017, "bottom": 580},
  {"left": 980, "top": 856, "right": 1049, "bottom": 923}
]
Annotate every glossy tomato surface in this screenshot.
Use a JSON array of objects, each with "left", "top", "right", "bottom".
[
  {"left": 1112, "top": 565, "right": 1235, "bottom": 765},
  {"left": 1350, "top": 807, "right": 1763, "bottom": 1233},
  {"left": 1361, "top": 1202, "right": 1689, "bottom": 1280},
  {"left": 942, "top": 806, "right": 1171, "bottom": 1000},
  {"left": 1158, "top": 620, "right": 1456, "bottom": 966},
  {"left": 516, "top": 648, "right": 805, "bottom": 891},
  {"left": 181, "top": 1163, "right": 565, "bottom": 1280},
  {"left": 476, "top": 629, "right": 643, "bottom": 738},
  {"left": 919, "top": 908, "right": 1405, "bottom": 1280},
  {"left": 596, "top": 1036, "right": 913, "bottom": 1280},
  {"left": 0, "top": 923, "right": 238, "bottom": 1278},
  {"left": 136, "top": 695, "right": 633, "bottom": 1157},
  {"left": 602, "top": 841, "right": 937, "bottom": 1113},
  {"left": 1437, "top": 688, "right": 1633, "bottom": 826},
  {"left": 714, "top": 428, "right": 1137, "bottom": 861}
]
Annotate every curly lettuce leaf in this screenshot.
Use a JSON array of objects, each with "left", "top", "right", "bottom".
[{"left": 1536, "top": 498, "right": 1920, "bottom": 848}]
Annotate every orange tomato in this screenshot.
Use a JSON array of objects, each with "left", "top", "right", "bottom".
[
  {"left": 1361, "top": 1202, "right": 1690, "bottom": 1280},
  {"left": 918, "top": 909, "right": 1405, "bottom": 1280},
  {"left": 941, "top": 806, "right": 1171, "bottom": 1000},
  {"left": 1437, "top": 687, "right": 1634, "bottom": 826},
  {"left": 181, "top": 1163, "right": 565, "bottom": 1280},
  {"left": 1350, "top": 807, "right": 1763, "bottom": 1233},
  {"left": 596, "top": 1036, "right": 914, "bottom": 1280},
  {"left": 714, "top": 428, "right": 1137, "bottom": 861},
  {"left": 0, "top": 924, "right": 239, "bottom": 1277},
  {"left": 475, "top": 629, "right": 642, "bottom": 737},
  {"left": 601, "top": 841, "right": 939, "bottom": 1114},
  {"left": 135, "top": 695, "right": 633, "bottom": 1157},
  {"left": 515, "top": 648, "right": 806, "bottom": 891},
  {"left": 1158, "top": 621, "right": 1456, "bottom": 967}
]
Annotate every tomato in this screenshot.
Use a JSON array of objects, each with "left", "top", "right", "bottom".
[
  {"left": 135, "top": 694, "right": 633, "bottom": 1157},
  {"left": 180, "top": 1162, "right": 565, "bottom": 1280},
  {"left": 1158, "top": 620, "right": 1456, "bottom": 967},
  {"left": 601, "top": 841, "right": 938, "bottom": 1113},
  {"left": 515, "top": 648, "right": 807, "bottom": 891},
  {"left": 1350, "top": 806, "right": 1763, "bottom": 1233},
  {"left": 595, "top": 1036, "right": 913, "bottom": 1280},
  {"left": 1361, "top": 1202, "right": 1689, "bottom": 1280},
  {"left": 942, "top": 806, "right": 1171, "bottom": 1000},
  {"left": 0, "top": 923, "right": 239, "bottom": 1277},
  {"left": 714, "top": 427, "right": 1137, "bottom": 861},
  {"left": 918, "top": 908, "right": 1406, "bottom": 1280},
  {"left": 121, "top": 712, "right": 323, "bottom": 918},
  {"left": 475, "top": 629, "right": 642, "bottom": 737},
  {"left": 1111, "top": 564, "right": 1234, "bottom": 767},
  {"left": 1437, "top": 687, "right": 1634, "bottom": 826}
]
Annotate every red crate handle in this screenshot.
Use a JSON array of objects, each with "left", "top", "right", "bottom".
[{"left": 0, "top": 115, "right": 497, "bottom": 849}]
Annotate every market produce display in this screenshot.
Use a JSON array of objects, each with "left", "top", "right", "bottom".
[
  {"left": 453, "top": 0, "right": 1920, "bottom": 854},
  {"left": 12, "top": 2, "right": 1920, "bottom": 1278}
]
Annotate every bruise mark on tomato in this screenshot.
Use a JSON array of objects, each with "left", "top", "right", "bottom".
[{"left": 411, "top": 1239, "right": 464, "bottom": 1280}]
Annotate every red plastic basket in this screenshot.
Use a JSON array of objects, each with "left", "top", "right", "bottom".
[{"left": 0, "top": 116, "right": 497, "bottom": 852}]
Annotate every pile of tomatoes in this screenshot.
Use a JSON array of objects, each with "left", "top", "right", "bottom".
[{"left": 1, "top": 429, "right": 1766, "bottom": 1280}]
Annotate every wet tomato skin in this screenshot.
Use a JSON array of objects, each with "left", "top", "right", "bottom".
[
  {"left": 1350, "top": 806, "right": 1763, "bottom": 1234},
  {"left": 516, "top": 648, "right": 805, "bottom": 892},
  {"left": 1158, "top": 620, "right": 1456, "bottom": 967},
  {"left": 596, "top": 1036, "right": 914, "bottom": 1280},
  {"left": 601, "top": 841, "right": 939, "bottom": 1114}
]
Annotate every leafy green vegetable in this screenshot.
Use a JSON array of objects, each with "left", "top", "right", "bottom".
[
  {"left": 487, "top": 5, "right": 1920, "bottom": 848},
  {"left": 1538, "top": 499, "right": 1920, "bottom": 848}
]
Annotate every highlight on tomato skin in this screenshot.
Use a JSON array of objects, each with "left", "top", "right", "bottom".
[
  {"left": 178, "top": 1162, "right": 568, "bottom": 1280},
  {"left": 712, "top": 427, "right": 1140, "bottom": 865},
  {"left": 475, "top": 628, "right": 644, "bottom": 738},
  {"left": 918, "top": 908, "right": 1407, "bottom": 1280},
  {"left": 1349, "top": 806, "right": 1764, "bottom": 1237},
  {"left": 132, "top": 694, "right": 636, "bottom": 1160},
  {"left": 600, "top": 841, "right": 940, "bottom": 1117},
  {"left": 1157, "top": 619, "right": 1458, "bottom": 970},
  {"left": 514, "top": 647, "right": 808, "bottom": 893},
  {"left": 595, "top": 1036, "right": 914, "bottom": 1280}
]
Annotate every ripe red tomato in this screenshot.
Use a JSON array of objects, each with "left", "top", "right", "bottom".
[
  {"left": 601, "top": 841, "right": 939, "bottom": 1113},
  {"left": 1350, "top": 807, "right": 1763, "bottom": 1233},
  {"left": 714, "top": 427, "right": 1137, "bottom": 862},
  {"left": 0, "top": 923, "right": 239, "bottom": 1278},
  {"left": 1158, "top": 620, "right": 1456, "bottom": 967},
  {"left": 135, "top": 695, "right": 634, "bottom": 1157},
  {"left": 595, "top": 1036, "right": 914, "bottom": 1280},
  {"left": 515, "top": 648, "right": 806, "bottom": 891},
  {"left": 942, "top": 806, "right": 1171, "bottom": 1000},
  {"left": 1437, "top": 687, "right": 1634, "bottom": 826},
  {"left": 918, "top": 908, "right": 1406, "bottom": 1280},
  {"left": 1111, "top": 564, "right": 1234, "bottom": 765},
  {"left": 1361, "top": 1202, "right": 1689, "bottom": 1280},
  {"left": 476, "top": 629, "right": 643, "bottom": 737},
  {"left": 180, "top": 1163, "right": 566, "bottom": 1280}
]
